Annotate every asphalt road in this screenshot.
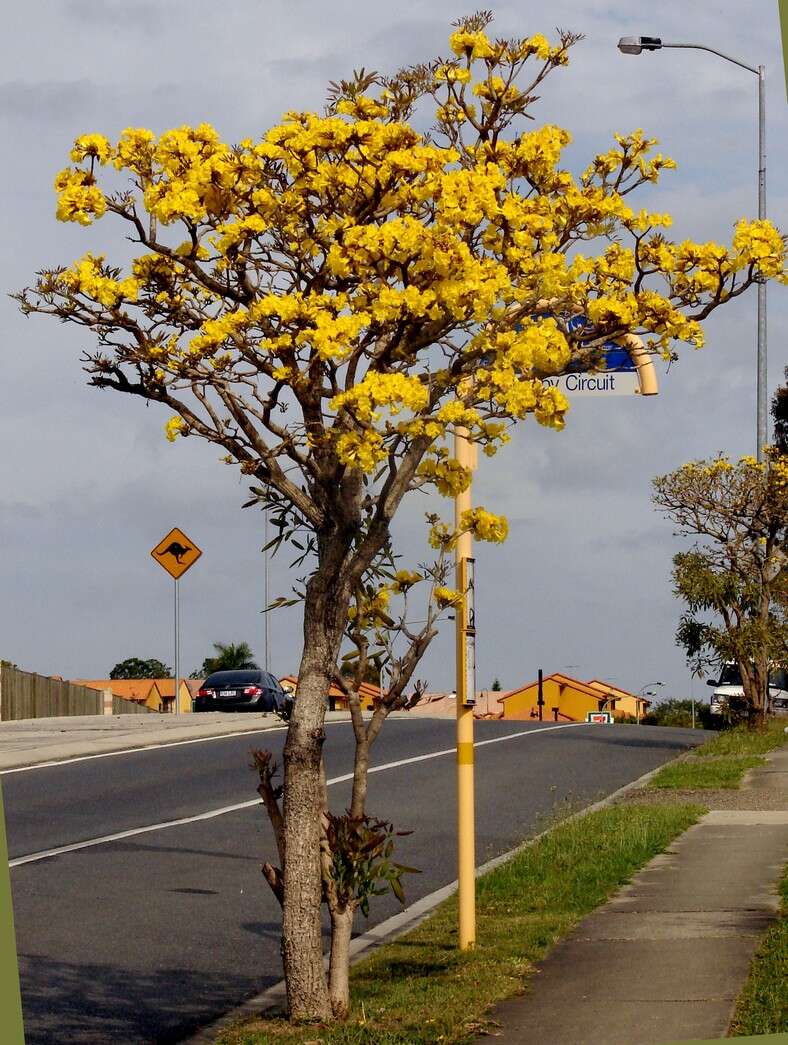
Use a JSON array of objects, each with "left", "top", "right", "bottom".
[{"left": 3, "top": 718, "right": 705, "bottom": 1044}]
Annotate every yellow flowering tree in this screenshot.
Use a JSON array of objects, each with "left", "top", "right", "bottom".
[
  {"left": 15, "top": 11, "right": 787, "bottom": 1021},
  {"left": 653, "top": 453, "right": 788, "bottom": 723}
]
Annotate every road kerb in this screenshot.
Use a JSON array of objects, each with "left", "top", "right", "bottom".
[{"left": 180, "top": 757, "right": 673, "bottom": 1044}]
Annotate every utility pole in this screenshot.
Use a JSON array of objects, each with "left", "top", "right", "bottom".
[
  {"left": 455, "top": 427, "right": 477, "bottom": 951},
  {"left": 264, "top": 507, "right": 270, "bottom": 672}
]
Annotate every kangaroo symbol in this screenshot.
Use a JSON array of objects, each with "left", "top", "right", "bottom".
[{"left": 158, "top": 541, "right": 192, "bottom": 564}]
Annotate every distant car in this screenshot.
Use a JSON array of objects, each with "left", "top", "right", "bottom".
[
  {"left": 194, "top": 670, "right": 290, "bottom": 714},
  {"left": 707, "top": 663, "right": 788, "bottom": 716}
]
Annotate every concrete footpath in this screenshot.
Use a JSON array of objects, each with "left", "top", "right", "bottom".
[
  {"left": 0, "top": 711, "right": 355, "bottom": 771},
  {"left": 479, "top": 747, "right": 788, "bottom": 1045}
]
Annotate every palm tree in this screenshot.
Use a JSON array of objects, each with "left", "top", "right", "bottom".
[{"left": 194, "top": 641, "right": 259, "bottom": 676}]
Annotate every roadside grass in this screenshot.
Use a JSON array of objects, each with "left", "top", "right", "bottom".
[
  {"left": 729, "top": 867, "right": 788, "bottom": 1036},
  {"left": 694, "top": 721, "right": 788, "bottom": 758},
  {"left": 217, "top": 803, "right": 703, "bottom": 1045},
  {"left": 648, "top": 756, "right": 764, "bottom": 790}
]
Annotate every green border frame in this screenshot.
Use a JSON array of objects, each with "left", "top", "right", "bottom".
[
  {"left": 780, "top": 0, "right": 788, "bottom": 99},
  {"left": 0, "top": 782, "right": 25, "bottom": 1042}
]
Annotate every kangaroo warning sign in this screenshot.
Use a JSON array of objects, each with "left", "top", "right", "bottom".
[{"left": 151, "top": 527, "right": 202, "bottom": 579}]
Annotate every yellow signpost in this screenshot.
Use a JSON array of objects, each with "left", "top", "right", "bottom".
[
  {"left": 151, "top": 528, "right": 202, "bottom": 715},
  {"left": 455, "top": 428, "right": 477, "bottom": 951}
]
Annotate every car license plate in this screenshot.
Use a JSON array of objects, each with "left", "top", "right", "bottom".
[{"left": 219, "top": 689, "right": 236, "bottom": 697}]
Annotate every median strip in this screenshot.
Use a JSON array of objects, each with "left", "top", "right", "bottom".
[{"left": 214, "top": 803, "right": 704, "bottom": 1045}]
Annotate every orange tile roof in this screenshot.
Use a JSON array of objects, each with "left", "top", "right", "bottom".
[
  {"left": 280, "top": 676, "right": 381, "bottom": 701},
  {"left": 586, "top": 679, "right": 652, "bottom": 705},
  {"left": 150, "top": 678, "right": 192, "bottom": 699},
  {"left": 73, "top": 679, "right": 160, "bottom": 702}
]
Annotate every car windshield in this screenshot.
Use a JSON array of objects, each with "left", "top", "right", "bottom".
[
  {"left": 769, "top": 668, "right": 788, "bottom": 691},
  {"left": 718, "top": 664, "right": 742, "bottom": 686},
  {"left": 715, "top": 664, "right": 788, "bottom": 690},
  {"left": 204, "top": 670, "right": 261, "bottom": 686}
]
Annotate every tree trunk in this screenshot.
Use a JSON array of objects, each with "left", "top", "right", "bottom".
[
  {"left": 281, "top": 537, "right": 353, "bottom": 1022},
  {"left": 739, "top": 661, "right": 767, "bottom": 726},
  {"left": 752, "top": 658, "right": 770, "bottom": 724},
  {"left": 328, "top": 906, "right": 355, "bottom": 1019},
  {"left": 282, "top": 656, "right": 332, "bottom": 1021}
]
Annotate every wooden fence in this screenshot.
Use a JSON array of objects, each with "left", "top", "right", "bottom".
[{"left": 0, "top": 663, "right": 153, "bottom": 721}]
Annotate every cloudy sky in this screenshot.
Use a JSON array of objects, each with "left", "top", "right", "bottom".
[{"left": 1, "top": 1, "right": 786, "bottom": 702}]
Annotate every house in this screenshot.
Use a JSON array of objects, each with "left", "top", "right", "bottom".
[
  {"left": 474, "top": 690, "right": 508, "bottom": 718},
  {"left": 586, "top": 679, "right": 652, "bottom": 720},
  {"left": 74, "top": 678, "right": 163, "bottom": 713},
  {"left": 151, "top": 678, "right": 193, "bottom": 714},
  {"left": 408, "top": 692, "right": 457, "bottom": 716},
  {"left": 500, "top": 672, "right": 614, "bottom": 722},
  {"left": 280, "top": 676, "right": 381, "bottom": 711}
]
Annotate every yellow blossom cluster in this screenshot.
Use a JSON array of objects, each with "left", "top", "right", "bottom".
[
  {"left": 449, "top": 30, "right": 496, "bottom": 59},
  {"left": 733, "top": 220, "right": 788, "bottom": 281},
  {"left": 427, "top": 506, "right": 509, "bottom": 550},
  {"left": 61, "top": 253, "right": 139, "bottom": 307},
  {"left": 582, "top": 130, "right": 676, "bottom": 186},
  {"left": 165, "top": 416, "right": 186, "bottom": 442},
  {"left": 335, "top": 429, "right": 387, "bottom": 473},
  {"left": 416, "top": 457, "right": 472, "bottom": 497},
  {"left": 433, "top": 586, "right": 463, "bottom": 609},
  {"left": 348, "top": 587, "right": 391, "bottom": 627},
  {"left": 70, "top": 133, "right": 114, "bottom": 165},
  {"left": 54, "top": 168, "right": 107, "bottom": 225},
  {"left": 390, "top": 570, "right": 423, "bottom": 593},
  {"left": 331, "top": 372, "right": 429, "bottom": 423},
  {"left": 460, "top": 507, "right": 509, "bottom": 543}
]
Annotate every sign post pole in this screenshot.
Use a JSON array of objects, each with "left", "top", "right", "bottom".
[{"left": 174, "top": 577, "right": 180, "bottom": 716}]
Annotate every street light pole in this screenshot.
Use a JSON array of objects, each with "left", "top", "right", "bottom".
[
  {"left": 617, "top": 37, "right": 767, "bottom": 461},
  {"left": 637, "top": 680, "right": 664, "bottom": 724}
]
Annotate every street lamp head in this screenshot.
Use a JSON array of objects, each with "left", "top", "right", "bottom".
[{"left": 618, "top": 36, "right": 662, "bottom": 55}]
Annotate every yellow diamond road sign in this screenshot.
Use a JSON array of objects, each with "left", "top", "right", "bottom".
[{"left": 151, "top": 527, "right": 202, "bottom": 580}]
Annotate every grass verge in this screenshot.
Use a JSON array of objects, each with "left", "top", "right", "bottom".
[
  {"left": 217, "top": 803, "right": 703, "bottom": 1045},
  {"left": 648, "top": 755, "right": 765, "bottom": 790},
  {"left": 695, "top": 721, "right": 788, "bottom": 758},
  {"left": 729, "top": 866, "right": 788, "bottom": 1036}
]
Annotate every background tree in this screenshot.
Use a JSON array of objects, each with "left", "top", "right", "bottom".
[
  {"left": 16, "top": 11, "right": 786, "bottom": 1021},
  {"left": 491, "top": 677, "right": 502, "bottom": 691},
  {"left": 194, "top": 641, "right": 258, "bottom": 676},
  {"left": 641, "top": 698, "right": 713, "bottom": 729},
  {"left": 339, "top": 659, "right": 382, "bottom": 686},
  {"left": 653, "top": 454, "right": 788, "bottom": 722},
  {"left": 109, "top": 656, "right": 171, "bottom": 679}
]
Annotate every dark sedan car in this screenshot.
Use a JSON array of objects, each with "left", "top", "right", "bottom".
[{"left": 194, "top": 669, "right": 290, "bottom": 714}]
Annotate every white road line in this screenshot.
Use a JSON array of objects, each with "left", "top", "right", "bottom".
[
  {"left": 0, "top": 725, "right": 290, "bottom": 776},
  {"left": 9, "top": 722, "right": 584, "bottom": 868}
]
